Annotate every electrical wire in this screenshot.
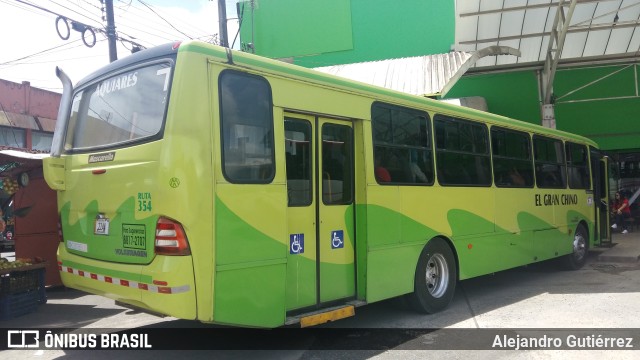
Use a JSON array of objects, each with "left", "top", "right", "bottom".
[
  {"left": 3, "top": 54, "right": 105, "bottom": 65},
  {"left": 2, "top": 0, "right": 226, "bottom": 94},
  {"left": 107, "top": 2, "right": 192, "bottom": 44},
  {"left": 114, "top": 12, "right": 185, "bottom": 42},
  {"left": 50, "top": 0, "right": 103, "bottom": 27},
  {"left": 137, "top": 0, "right": 194, "bottom": 39},
  {"left": 0, "top": 0, "right": 48, "bottom": 18},
  {"left": 133, "top": 0, "right": 213, "bottom": 39},
  {"left": 0, "top": 40, "right": 83, "bottom": 66},
  {"left": 10, "top": 0, "right": 62, "bottom": 18},
  {"left": 62, "top": 1, "right": 152, "bottom": 49},
  {"left": 7, "top": 0, "right": 145, "bottom": 49}
]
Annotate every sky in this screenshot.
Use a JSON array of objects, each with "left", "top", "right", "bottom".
[{"left": 0, "top": 0, "right": 240, "bottom": 93}]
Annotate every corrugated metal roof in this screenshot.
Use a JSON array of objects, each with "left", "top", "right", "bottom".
[
  {"left": 314, "top": 52, "right": 473, "bottom": 96},
  {"left": 37, "top": 117, "right": 56, "bottom": 132},
  {"left": 0, "top": 111, "right": 39, "bottom": 129}
]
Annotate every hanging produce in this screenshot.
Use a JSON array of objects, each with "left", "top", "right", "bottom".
[{"left": 1, "top": 177, "right": 19, "bottom": 195}]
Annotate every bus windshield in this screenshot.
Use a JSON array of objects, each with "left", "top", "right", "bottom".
[{"left": 64, "top": 61, "right": 172, "bottom": 152}]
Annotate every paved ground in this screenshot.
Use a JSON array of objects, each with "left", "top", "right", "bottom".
[{"left": 1, "top": 230, "right": 640, "bottom": 359}]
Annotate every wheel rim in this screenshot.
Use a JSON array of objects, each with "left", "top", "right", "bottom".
[
  {"left": 425, "top": 253, "right": 449, "bottom": 298},
  {"left": 573, "top": 231, "right": 587, "bottom": 262}
]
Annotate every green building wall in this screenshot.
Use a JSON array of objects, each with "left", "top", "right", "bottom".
[
  {"left": 238, "top": 0, "right": 455, "bottom": 66},
  {"left": 445, "top": 64, "right": 640, "bottom": 152},
  {"left": 237, "top": 1, "right": 638, "bottom": 153},
  {"left": 444, "top": 71, "right": 541, "bottom": 125}
]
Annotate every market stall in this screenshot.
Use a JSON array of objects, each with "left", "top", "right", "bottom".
[
  {"left": 0, "top": 149, "right": 60, "bottom": 287},
  {"left": 0, "top": 259, "right": 47, "bottom": 320}
]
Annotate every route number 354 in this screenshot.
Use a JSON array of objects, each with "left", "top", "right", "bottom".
[{"left": 138, "top": 200, "right": 152, "bottom": 212}]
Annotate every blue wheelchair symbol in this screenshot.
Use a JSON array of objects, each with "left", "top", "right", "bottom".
[
  {"left": 331, "top": 230, "right": 344, "bottom": 249},
  {"left": 290, "top": 234, "right": 304, "bottom": 254}
]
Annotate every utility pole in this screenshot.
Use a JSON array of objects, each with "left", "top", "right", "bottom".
[
  {"left": 218, "top": 0, "right": 229, "bottom": 47},
  {"left": 105, "top": 0, "right": 118, "bottom": 62}
]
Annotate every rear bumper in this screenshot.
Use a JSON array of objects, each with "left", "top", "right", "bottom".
[{"left": 57, "top": 244, "right": 197, "bottom": 319}]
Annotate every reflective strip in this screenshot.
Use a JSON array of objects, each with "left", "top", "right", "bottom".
[{"left": 60, "top": 265, "right": 190, "bottom": 294}]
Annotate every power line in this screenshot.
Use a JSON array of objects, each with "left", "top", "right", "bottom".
[
  {"left": 0, "top": 0, "right": 48, "bottom": 18},
  {"left": 115, "top": 10, "right": 188, "bottom": 42},
  {"left": 0, "top": 40, "right": 83, "bottom": 66},
  {"left": 11, "top": 0, "right": 63, "bottom": 18},
  {"left": 1, "top": 53, "right": 105, "bottom": 66},
  {"left": 50, "top": 0, "right": 103, "bottom": 27},
  {"left": 105, "top": 1, "right": 199, "bottom": 46},
  {"left": 129, "top": 0, "right": 212, "bottom": 38},
  {"left": 137, "top": 0, "right": 194, "bottom": 40},
  {"left": 8, "top": 0, "right": 146, "bottom": 51}
]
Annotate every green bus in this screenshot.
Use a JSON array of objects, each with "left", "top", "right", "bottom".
[{"left": 44, "top": 41, "right": 610, "bottom": 328}]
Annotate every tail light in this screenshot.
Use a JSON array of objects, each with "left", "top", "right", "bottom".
[
  {"left": 58, "top": 215, "right": 64, "bottom": 243},
  {"left": 155, "top": 217, "right": 191, "bottom": 256}
]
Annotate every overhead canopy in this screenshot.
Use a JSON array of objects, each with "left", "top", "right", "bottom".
[
  {"left": 316, "top": 1, "right": 639, "bottom": 98},
  {"left": 314, "top": 52, "right": 473, "bottom": 97},
  {"left": 314, "top": 47, "right": 521, "bottom": 97},
  {"left": 455, "top": 0, "right": 640, "bottom": 68},
  {"left": 0, "top": 149, "right": 47, "bottom": 178}
]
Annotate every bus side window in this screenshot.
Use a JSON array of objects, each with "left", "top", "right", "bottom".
[
  {"left": 566, "top": 142, "right": 591, "bottom": 190},
  {"left": 434, "top": 115, "right": 491, "bottom": 187},
  {"left": 219, "top": 70, "right": 275, "bottom": 184},
  {"left": 371, "top": 102, "right": 433, "bottom": 185},
  {"left": 533, "top": 136, "right": 567, "bottom": 189},
  {"left": 491, "top": 127, "right": 534, "bottom": 188}
]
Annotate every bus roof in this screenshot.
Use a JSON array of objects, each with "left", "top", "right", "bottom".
[
  {"left": 74, "top": 40, "right": 596, "bottom": 148},
  {"left": 184, "top": 41, "right": 598, "bottom": 147},
  {"left": 73, "top": 42, "right": 180, "bottom": 89}
]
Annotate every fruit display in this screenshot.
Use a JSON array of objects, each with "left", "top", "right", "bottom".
[
  {"left": 1, "top": 178, "right": 19, "bottom": 195},
  {"left": 0, "top": 257, "right": 43, "bottom": 270}
]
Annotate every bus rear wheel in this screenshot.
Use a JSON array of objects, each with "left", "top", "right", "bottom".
[
  {"left": 561, "top": 224, "right": 588, "bottom": 270},
  {"left": 406, "top": 238, "right": 457, "bottom": 314}
]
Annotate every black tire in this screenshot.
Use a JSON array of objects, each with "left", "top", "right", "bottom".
[
  {"left": 406, "top": 238, "right": 457, "bottom": 314},
  {"left": 561, "top": 224, "right": 589, "bottom": 270}
]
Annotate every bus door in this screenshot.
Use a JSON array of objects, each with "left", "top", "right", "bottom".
[
  {"left": 590, "top": 147, "right": 610, "bottom": 246},
  {"left": 318, "top": 118, "right": 355, "bottom": 303},
  {"left": 284, "top": 114, "right": 355, "bottom": 310}
]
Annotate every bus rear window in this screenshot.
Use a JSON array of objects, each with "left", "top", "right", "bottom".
[{"left": 65, "top": 62, "right": 172, "bottom": 151}]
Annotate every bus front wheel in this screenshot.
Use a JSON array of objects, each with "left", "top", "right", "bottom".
[{"left": 407, "top": 238, "right": 457, "bottom": 314}]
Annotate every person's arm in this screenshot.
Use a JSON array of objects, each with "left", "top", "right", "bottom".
[
  {"left": 622, "top": 200, "right": 629, "bottom": 210},
  {"left": 617, "top": 199, "right": 629, "bottom": 213},
  {"left": 410, "top": 163, "right": 428, "bottom": 182}
]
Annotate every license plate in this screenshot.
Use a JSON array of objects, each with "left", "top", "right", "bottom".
[{"left": 95, "top": 216, "right": 110, "bottom": 235}]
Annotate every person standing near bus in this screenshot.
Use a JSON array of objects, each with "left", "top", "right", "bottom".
[{"left": 611, "top": 191, "right": 631, "bottom": 234}]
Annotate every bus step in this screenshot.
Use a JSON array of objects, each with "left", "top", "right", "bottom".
[
  {"left": 346, "top": 299, "right": 367, "bottom": 307},
  {"left": 286, "top": 304, "right": 359, "bottom": 327}
]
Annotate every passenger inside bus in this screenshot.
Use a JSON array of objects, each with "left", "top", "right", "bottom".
[
  {"left": 508, "top": 167, "right": 526, "bottom": 186},
  {"left": 536, "top": 164, "right": 563, "bottom": 188},
  {"left": 405, "top": 150, "right": 429, "bottom": 183},
  {"left": 375, "top": 154, "right": 391, "bottom": 182}
]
